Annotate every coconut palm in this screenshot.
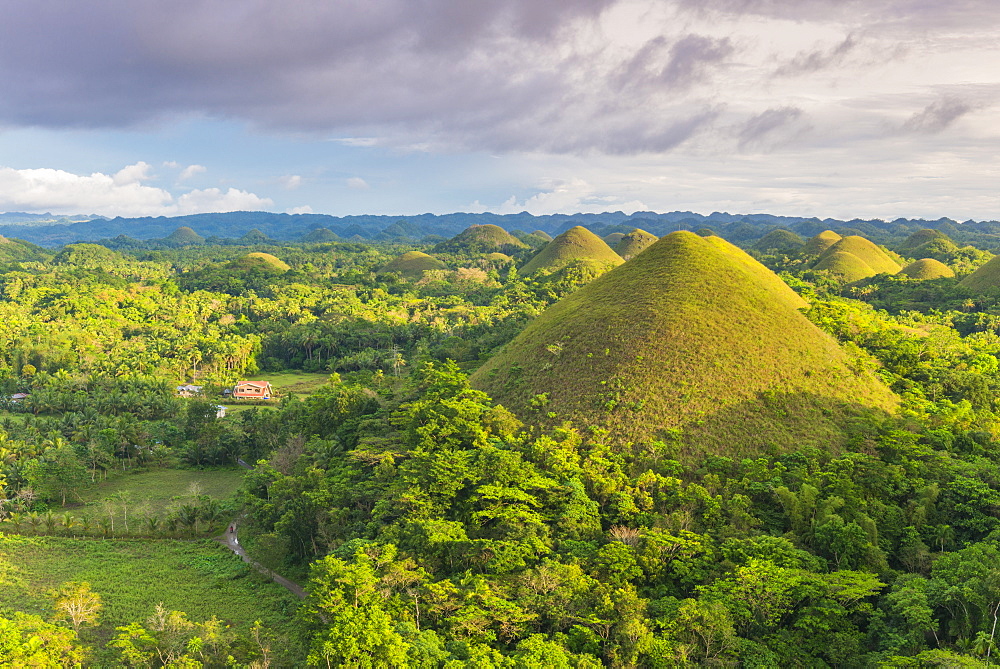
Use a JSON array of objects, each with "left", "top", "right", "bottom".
[{"left": 60, "top": 512, "right": 77, "bottom": 536}]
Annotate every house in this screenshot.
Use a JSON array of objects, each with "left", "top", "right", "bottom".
[
  {"left": 233, "top": 381, "right": 273, "bottom": 399},
  {"left": 213, "top": 405, "right": 227, "bottom": 418},
  {"left": 9, "top": 393, "right": 29, "bottom": 403},
  {"left": 176, "top": 384, "right": 203, "bottom": 397}
]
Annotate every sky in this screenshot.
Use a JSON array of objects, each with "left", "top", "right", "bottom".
[{"left": 1, "top": 0, "right": 999, "bottom": 221}]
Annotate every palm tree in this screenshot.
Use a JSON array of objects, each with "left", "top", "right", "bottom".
[
  {"left": 4, "top": 512, "right": 23, "bottom": 533},
  {"left": 25, "top": 512, "right": 43, "bottom": 535},
  {"left": 43, "top": 509, "right": 58, "bottom": 534},
  {"left": 145, "top": 515, "right": 160, "bottom": 536},
  {"left": 60, "top": 512, "right": 77, "bottom": 536}
]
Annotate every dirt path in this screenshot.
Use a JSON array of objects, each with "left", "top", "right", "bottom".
[{"left": 216, "top": 524, "right": 306, "bottom": 599}]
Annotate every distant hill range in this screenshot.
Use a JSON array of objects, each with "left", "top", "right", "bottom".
[{"left": 2, "top": 208, "right": 1000, "bottom": 248}]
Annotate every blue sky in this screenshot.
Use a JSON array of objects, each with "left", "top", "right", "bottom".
[{"left": 1, "top": 0, "right": 999, "bottom": 221}]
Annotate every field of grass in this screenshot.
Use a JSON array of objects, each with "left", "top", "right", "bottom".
[
  {"left": 0, "top": 533, "right": 305, "bottom": 664},
  {"left": 244, "top": 370, "right": 332, "bottom": 397},
  {"left": 71, "top": 468, "right": 244, "bottom": 517}
]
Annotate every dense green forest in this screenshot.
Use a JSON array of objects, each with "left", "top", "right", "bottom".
[{"left": 5, "top": 222, "right": 1000, "bottom": 666}]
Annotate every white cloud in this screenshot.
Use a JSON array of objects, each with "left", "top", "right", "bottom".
[
  {"left": 473, "top": 178, "right": 646, "bottom": 216},
  {"left": 0, "top": 163, "right": 273, "bottom": 216},
  {"left": 279, "top": 174, "right": 302, "bottom": 190},
  {"left": 178, "top": 164, "right": 207, "bottom": 181},
  {"left": 287, "top": 205, "right": 314, "bottom": 214},
  {"left": 346, "top": 177, "right": 370, "bottom": 190},
  {"left": 174, "top": 188, "right": 273, "bottom": 215}
]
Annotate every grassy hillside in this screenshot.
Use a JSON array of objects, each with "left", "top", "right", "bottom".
[
  {"left": 898, "top": 228, "right": 952, "bottom": 253},
  {"left": 754, "top": 228, "right": 805, "bottom": 252},
  {"left": 433, "top": 224, "right": 528, "bottom": 254},
  {"left": 813, "top": 251, "right": 879, "bottom": 283},
  {"left": 614, "top": 229, "right": 659, "bottom": 259},
  {"left": 164, "top": 226, "right": 205, "bottom": 245},
  {"left": 801, "top": 230, "right": 842, "bottom": 256},
  {"left": 378, "top": 250, "right": 447, "bottom": 279},
  {"left": 960, "top": 255, "right": 1000, "bottom": 291},
  {"left": 473, "top": 231, "right": 897, "bottom": 458},
  {"left": 899, "top": 258, "right": 955, "bottom": 280},
  {"left": 815, "top": 236, "right": 901, "bottom": 276},
  {"left": 519, "top": 226, "right": 624, "bottom": 276},
  {"left": 603, "top": 232, "right": 626, "bottom": 246},
  {"left": 231, "top": 252, "right": 291, "bottom": 272}
]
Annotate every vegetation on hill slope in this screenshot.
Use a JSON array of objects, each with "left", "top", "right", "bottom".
[
  {"left": 815, "top": 236, "right": 901, "bottom": 276},
  {"left": 163, "top": 226, "right": 205, "bottom": 245},
  {"left": 603, "top": 232, "right": 626, "bottom": 246},
  {"left": 474, "top": 231, "right": 897, "bottom": 457},
  {"left": 432, "top": 224, "right": 528, "bottom": 255},
  {"left": 959, "top": 255, "right": 1000, "bottom": 291},
  {"left": 378, "top": 250, "right": 447, "bottom": 279},
  {"left": 801, "top": 230, "right": 842, "bottom": 256},
  {"left": 898, "top": 228, "right": 952, "bottom": 253},
  {"left": 754, "top": 228, "right": 805, "bottom": 252},
  {"left": 614, "top": 229, "right": 659, "bottom": 259},
  {"left": 899, "top": 258, "right": 955, "bottom": 280},
  {"left": 230, "top": 252, "right": 291, "bottom": 273},
  {"left": 519, "top": 226, "right": 624, "bottom": 276},
  {"left": 813, "top": 250, "right": 881, "bottom": 283}
]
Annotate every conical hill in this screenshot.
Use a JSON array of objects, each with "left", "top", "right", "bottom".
[
  {"left": 900, "top": 258, "right": 955, "bottom": 280},
  {"left": 899, "top": 229, "right": 952, "bottom": 253},
  {"left": 802, "top": 230, "right": 842, "bottom": 256},
  {"left": 603, "top": 232, "right": 626, "bottom": 246},
  {"left": 472, "top": 231, "right": 897, "bottom": 458},
  {"left": 230, "top": 252, "right": 290, "bottom": 273},
  {"left": 164, "top": 226, "right": 205, "bottom": 245},
  {"left": 519, "top": 226, "right": 623, "bottom": 276},
  {"left": 378, "top": 251, "right": 447, "bottom": 280},
  {"left": 959, "top": 256, "right": 1000, "bottom": 291},
  {"left": 813, "top": 251, "right": 878, "bottom": 283},
  {"left": 815, "top": 236, "right": 901, "bottom": 276},
  {"left": 615, "top": 229, "right": 659, "bottom": 259},
  {"left": 433, "top": 224, "right": 527, "bottom": 254},
  {"left": 532, "top": 230, "right": 553, "bottom": 241},
  {"left": 754, "top": 229, "right": 804, "bottom": 252}
]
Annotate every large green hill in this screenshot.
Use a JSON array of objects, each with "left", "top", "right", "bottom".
[
  {"left": 814, "top": 236, "right": 901, "bottom": 278},
  {"left": 801, "top": 230, "right": 842, "bottom": 256},
  {"left": 898, "top": 229, "right": 952, "bottom": 254},
  {"left": 899, "top": 258, "right": 955, "bottom": 280},
  {"left": 378, "top": 251, "right": 447, "bottom": 280},
  {"left": 813, "top": 251, "right": 879, "bottom": 283},
  {"left": 519, "top": 226, "right": 623, "bottom": 276},
  {"left": 473, "top": 231, "right": 897, "bottom": 458},
  {"left": 754, "top": 229, "right": 805, "bottom": 253},
  {"left": 433, "top": 224, "right": 528, "bottom": 255},
  {"left": 229, "top": 252, "right": 291, "bottom": 273},
  {"left": 959, "top": 255, "right": 1000, "bottom": 291},
  {"left": 614, "top": 229, "right": 659, "bottom": 259}
]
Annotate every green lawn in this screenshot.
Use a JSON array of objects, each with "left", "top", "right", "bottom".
[
  {"left": 247, "top": 370, "right": 332, "bottom": 397},
  {"left": 0, "top": 533, "right": 304, "bottom": 664},
  {"left": 71, "top": 468, "right": 244, "bottom": 516}
]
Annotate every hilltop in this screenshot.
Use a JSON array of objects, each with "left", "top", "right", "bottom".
[
  {"left": 614, "top": 229, "right": 659, "bottom": 259},
  {"left": 519, "top": 226, "right": 624, "bottom": 276},
  {"left": 230, "top": 252, "right": 291, "bottom": 273},
  {"left": 163, "top": 226, "right": 206, "bottom": 246},
  {"left": 801, "top": 230, "right": 842, "bottom": 256},
  {"left": 473, "top": 231, "right": 897, "bottom": 458},
  {"left": 899, "top": 258, "right": 955, "bottom": 280},
  {"left": 432, "top": 224, "right": 528, "bottom": 255},
  {"left": 898, "top": 228, "right": 952, "bottom": 254},
  {"left": 378, "top": 251, "right": 447, "bottom": 279},
  {"left": 813, "top": 236, "right": 901, "bottom": 281},
  {"left": 754, "top": 228, "right": 805, "bottom": 253}
]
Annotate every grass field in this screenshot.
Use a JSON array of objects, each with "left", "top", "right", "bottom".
[
  {"left": 253, "top": 370, "right": 331, "bottom": 396},
  {"left": 0, "top": 533, "right": 305, "bottom": 664},
  {"left": 70, "top": 468, "right": 244, "bottom": 516}
]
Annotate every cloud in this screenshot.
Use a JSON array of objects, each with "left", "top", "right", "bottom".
[
  {"left": 0, "top": 163, "right": 272, "bottom": 216},
  {"left": 902, "top": 97, "right": 973, "bottom": 133},
  {"left": 0, "top": 1, "right": 998, "bottom": 159},
  {"left": 346, "top": 177, "right": 370, "bottom": 190},
  {"left": 287, "top": 205, "right": 313, "bottom": 214},
  {"left": 774, "top": 35, "right": 857, "bottom": 76},
  {"left": 178, "top": 164, "right": 206, "bottom": 181},
  {"left": 472, "top": 178, "right": 646, "bottom": 216},
  {"left": 279, "top": 174, "right": 303, "bottom": 190},
  {"left": 737, "top": 107, "right": 807, "bottom": 150}
]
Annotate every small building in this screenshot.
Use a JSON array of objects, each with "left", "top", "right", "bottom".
[
  {"left": 233, "top": 381, "right": 273, "bottom": 399},
  {"left": 176, "top": 384, "right": 203, "bottom": 397},
  {"left": 9, "top": 393, "right": 29, "bottom": 403},
  {"left": 213, "top": 405, "right": 227, "bottom": 418}
]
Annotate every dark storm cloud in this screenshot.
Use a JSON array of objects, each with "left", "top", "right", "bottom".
[{"left": 902, "top": 98, "right": 973, "bottom": 133}]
